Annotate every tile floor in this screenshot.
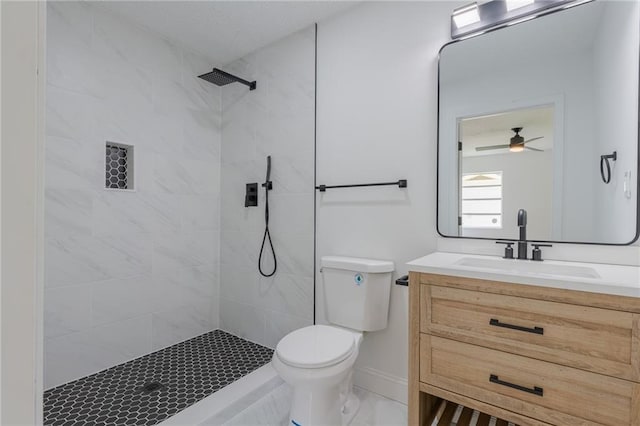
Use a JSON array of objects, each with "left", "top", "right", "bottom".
[
  {"left": 44, "top": 330, "right": 273, "bottom": 426},
  {"left": 221, "top": 381, "right": 408, "bottom": 426},
  {"left": 44, "top": 327, "right": 408, "bottom": 426}
]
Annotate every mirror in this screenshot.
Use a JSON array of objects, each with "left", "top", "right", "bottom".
[{"left": 438, "top": 0, "right": 640, "bottom": 245}]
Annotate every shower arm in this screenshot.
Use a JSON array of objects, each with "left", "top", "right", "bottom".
[
  {"left": 198, "top": 67, "right": 256, "bottom": 91},
  {"left": 214, "top": 68, "right": 256, "bottom": 90}
]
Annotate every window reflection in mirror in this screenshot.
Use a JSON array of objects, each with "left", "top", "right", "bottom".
[{"left": 461, "top": 171, "right": 503, "bottom": 230}]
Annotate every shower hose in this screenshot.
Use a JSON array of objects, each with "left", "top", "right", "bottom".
[{"left": 258, "top": 159, "right": 277, "bottom": 277}]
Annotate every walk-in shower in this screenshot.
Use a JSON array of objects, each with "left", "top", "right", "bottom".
[{"left": 42, "top": 2, "right": 316, "bottom": 424}]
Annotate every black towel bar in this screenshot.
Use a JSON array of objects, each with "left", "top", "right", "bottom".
[{"left": 316, "top": 179, "right": 407, "bottom": 192}]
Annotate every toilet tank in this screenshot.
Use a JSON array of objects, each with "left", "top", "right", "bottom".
[{"left": 321, "top": 256, "right": 394, "bottom": 332}]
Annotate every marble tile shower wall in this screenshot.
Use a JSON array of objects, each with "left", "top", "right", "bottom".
[
  {"left": 44, "top": 2, "right": 221, "bottom": 389},
  {"left": 219, "top": 26, "right": 315, "bottom": 348}
]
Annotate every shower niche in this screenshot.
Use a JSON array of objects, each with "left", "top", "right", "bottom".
[{"left": 105, "top": 142, "right": 134, "bottom": 191}]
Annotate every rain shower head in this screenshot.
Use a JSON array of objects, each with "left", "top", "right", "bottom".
[{"left": 198, "top": 68, "right": 256, "bottom": 91}]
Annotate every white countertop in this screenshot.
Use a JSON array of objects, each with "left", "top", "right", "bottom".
[{"left": 407, "top": 252, "right": 640, "bottom": 298}]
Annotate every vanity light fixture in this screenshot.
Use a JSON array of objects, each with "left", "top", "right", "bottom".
[
  {"left": 450, "top": 0, "right": 590, "bottom": 39},
  {"left": 452, "top": 3, "right": 481, "bottom": 28},
  {"left": 505, "top": 0, "right": 535, "bottom": 12},
  {"left": 506, "top": 15, "right": 537, "bottom": 27}
]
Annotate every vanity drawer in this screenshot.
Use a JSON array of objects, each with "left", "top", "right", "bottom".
[
  {"left": 420, "top": 335, "right": 640, "bottom": 426},
  {"left": 421, "top": 284, "right": 640, "bottom": 381}
]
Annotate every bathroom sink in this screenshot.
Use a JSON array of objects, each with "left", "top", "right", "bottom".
[
  {"left": 454, "top": 257, "right": 601, "bottom": 279},
  {"left": 407, "top": 252, "right": 640, "bottom": 299}
]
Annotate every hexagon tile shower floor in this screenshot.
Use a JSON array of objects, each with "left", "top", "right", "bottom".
[{"left": 43, "top": 330, "right": 273, "bottom": 426}]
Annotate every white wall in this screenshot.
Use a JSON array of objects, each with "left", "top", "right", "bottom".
[
  {"left": 316, "top": 2, "right": 453, "bottom": 403},
  {"left": 1, "top": 1, "right": 45, "bottom": 423},
  {"left": 462, "top": 151, "right": 553, "bottom": 240},
  {"left": 316, "top": 1, "right": 640, "bottom": 405},
  {"left": 593, "top": 1, "right": 639, "bottom": 244},
  {"left": 219, "top": 26, "right": 315, "bottom": 348},
  {"left": 44, "top": 2, "right": 222, "bottom": 389}
]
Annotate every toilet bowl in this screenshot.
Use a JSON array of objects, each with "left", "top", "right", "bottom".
[
  {"left": 272, "top": 255, "right": 394, "bottom": 426},
  {"left": 272, "top": 325, "right": 363, "bottom": 426}
]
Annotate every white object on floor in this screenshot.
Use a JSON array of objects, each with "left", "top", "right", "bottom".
[{"left": 272, "top": 256, "right": 394, "bottom": 426}]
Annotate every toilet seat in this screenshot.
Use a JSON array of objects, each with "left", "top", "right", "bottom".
[{"left": 276, "top": 325, "right": 355, "bottom": 369}]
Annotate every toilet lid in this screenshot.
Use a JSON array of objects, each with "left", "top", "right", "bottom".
[{"left": 276, "top": 325, "right": 355, "bottom": 369}]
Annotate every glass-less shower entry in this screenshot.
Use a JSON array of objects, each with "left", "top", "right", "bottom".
[
  {"left": 44, "top": 331, "right": 272, "bottom": 426},
  {"left": 43, "top": 1, "right": 316, "bottom": 424}
]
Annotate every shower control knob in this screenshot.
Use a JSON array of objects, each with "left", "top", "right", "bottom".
[{"left": 245, "top": 183, "right": 258, "bottom": 207}]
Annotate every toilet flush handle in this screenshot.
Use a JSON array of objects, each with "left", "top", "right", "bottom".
[{"left": 395, "top": 275, "right": 409, "bottom": 286}]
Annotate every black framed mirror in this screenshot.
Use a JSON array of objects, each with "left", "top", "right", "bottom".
[{"left": 437, "top": 0, "right": 640, "bottom": 245}]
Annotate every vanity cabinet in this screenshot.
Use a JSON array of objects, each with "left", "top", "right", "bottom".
[{"left": 409, "top": 272, "right": 640, "bottom": 426}]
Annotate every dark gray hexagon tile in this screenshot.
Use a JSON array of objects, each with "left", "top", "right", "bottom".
[{"left": 44, "top": 330, "right": 272, "bottom": 426}]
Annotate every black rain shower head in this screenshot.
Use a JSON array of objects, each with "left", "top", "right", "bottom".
[{"left": 198, "top": 68, "right": 256, "bottom": 91}]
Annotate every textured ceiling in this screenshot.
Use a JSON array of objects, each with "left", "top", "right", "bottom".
[{"left": 98, "top": 1, "right": 359, "bottom": 65}]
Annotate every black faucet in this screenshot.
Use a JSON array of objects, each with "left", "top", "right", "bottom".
[
  {"left": 517, "top": 209, "right": 528, "bottom": 260},
  {"left": 498, "top": 209, "right": 553, "bottom": 260}
]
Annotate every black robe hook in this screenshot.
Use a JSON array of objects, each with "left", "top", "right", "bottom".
[{"left": 600, "top": 151, "right": 617, "bottom": 184}]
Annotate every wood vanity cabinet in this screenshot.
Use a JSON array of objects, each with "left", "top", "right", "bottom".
[{"left": 409, "top": 272, "right": 640, "bottom": 426}]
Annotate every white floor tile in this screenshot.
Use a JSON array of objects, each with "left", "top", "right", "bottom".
[{"left": 222, "top": 382, "right": 407, "bottom": 426}]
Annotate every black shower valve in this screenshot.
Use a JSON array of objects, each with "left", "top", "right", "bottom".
[{"left": 245, "top": 183, "right": 258, "bottom": 207}]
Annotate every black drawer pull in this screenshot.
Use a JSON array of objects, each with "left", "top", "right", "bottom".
[
  {"left": 490, "top": 374, "right": 543, "bottom": 397},
  {"left": 489, "top": 318, "right": 544, "bottom": 335}
]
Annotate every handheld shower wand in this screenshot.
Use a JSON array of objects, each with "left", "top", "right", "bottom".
[
  {"left": 262, "top": 156, "right": 273, "bottom": 191},
  {"left": 259, "top": 156, "right": 276, "bottom": 277}
]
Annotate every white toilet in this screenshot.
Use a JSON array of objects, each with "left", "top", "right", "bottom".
[{"left": 272, "top": 256, "right": 394, "bottom": 426}]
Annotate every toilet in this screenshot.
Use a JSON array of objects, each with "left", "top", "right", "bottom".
[{"left": 272, "top": 256, "right": 394, "bottom": 426}]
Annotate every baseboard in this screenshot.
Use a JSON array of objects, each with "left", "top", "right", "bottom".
[{"left": 353, "top": 366, "right": 408, "bottom": 405}]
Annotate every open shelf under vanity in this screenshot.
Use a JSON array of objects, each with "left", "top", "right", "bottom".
[{"left": 428, "top": 399, "right": 518, "bottom": 426}]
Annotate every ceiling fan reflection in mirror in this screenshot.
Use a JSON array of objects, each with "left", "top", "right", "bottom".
[{"left": 475, "top": 127, "right": 544, "bottom": 153}]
